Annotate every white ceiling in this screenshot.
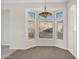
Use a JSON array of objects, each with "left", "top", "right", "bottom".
[{"left": 2, "top": 0, "right": 68, "bottom": 4}]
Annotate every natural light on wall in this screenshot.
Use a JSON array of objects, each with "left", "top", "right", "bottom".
[{"left": 70, "top": 5, "right": 77, "bottom": 31}]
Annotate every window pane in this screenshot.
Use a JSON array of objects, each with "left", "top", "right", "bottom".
[
  {"left": 28, "top": 21, "right": 35, "bottom": 39},
  {"left": 39, "top": 21, "right": 53, "bottom": 38},
  {"left": 28, "top": 11, "right": 35, "bottom": 18},
  {"left": 56, "top": 11, "right": 64, "bottom": 19},
  {"left": 57, "top": 20, "right": 63, "bottom": 39}
]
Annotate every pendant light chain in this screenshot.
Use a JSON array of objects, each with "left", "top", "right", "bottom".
[{"left": 44, "top": 0, "right": 47, "bottom": 11}]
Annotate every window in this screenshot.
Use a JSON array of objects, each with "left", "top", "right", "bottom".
[
  {"left": 39, "top": 21, "right": 53, "bottom": 38},
  {"left": 57, "top": 20, "right": 63, "bottom": 39},
  {"left": 28, "top": 21, "right": 35, "bottom": 39},
  {"left": 26, "top": 9, "right": 64, "bottom": 40},
  {"left": 55, "top": 11, "right": 64, "bottom": 19}
]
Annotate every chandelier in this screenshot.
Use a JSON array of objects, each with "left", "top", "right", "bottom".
[{"left": 39, "top": 0, "right": 52, "bottom": 18}]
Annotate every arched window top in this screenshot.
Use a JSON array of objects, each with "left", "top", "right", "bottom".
[
  {"left": 55, "top": 11, "right": 64, "bottom": 19},
  {"left": 26, "top": 9, "right": 64, "bottom": 20}
]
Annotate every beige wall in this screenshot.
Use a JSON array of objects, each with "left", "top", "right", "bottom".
[
  {"left": 1, "top": 3, "right": 67, "bottom": 49},
  {"left": 1, "top": 9, "right": 10, "bottom": 45},
  {"left": 67, "top": 0, "right": 77, "bottom": 57}
]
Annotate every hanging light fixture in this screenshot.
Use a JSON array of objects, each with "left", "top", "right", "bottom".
[{"left": 39, "top": 0, "right": 52, "bottom": 18}]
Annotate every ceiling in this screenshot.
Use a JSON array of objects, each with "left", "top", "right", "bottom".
[{"left": 2, "top": 0, "right": 68, "bottom": 4}]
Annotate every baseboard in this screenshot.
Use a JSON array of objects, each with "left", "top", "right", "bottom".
[
  {"left": 68, "top": 49, "right": 77, "bottom": 58},
  {"left": 1, "top": 44, "right": 10, "bottom": 47},
  {"left": 55, "top": 45, "right": 67, "bottom": 50},
  {"left": 10, "top": 45, "right": 36, "bottom": 50}
]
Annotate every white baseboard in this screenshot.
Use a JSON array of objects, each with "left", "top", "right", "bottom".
[
  {"left": 10, "top": 45, "right": 36, "bottom": 50},
  {"left": 68, "top": 49, "right": 77, "bottom": 58}
]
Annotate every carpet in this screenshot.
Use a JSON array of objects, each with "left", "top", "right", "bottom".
[{"left": 5, "top": 46, "right": 76, "bottom": 59}]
